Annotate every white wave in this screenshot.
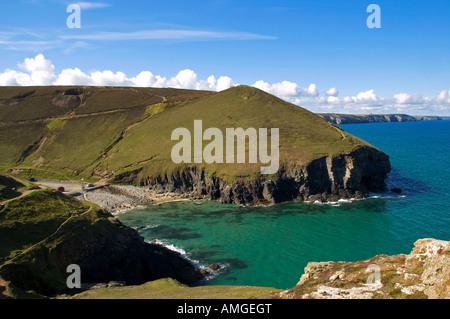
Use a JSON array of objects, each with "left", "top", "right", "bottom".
[
  {"left": 148, "top": 239, "right": 223, "bottom": 282},
  {"left": 151, "top": 239, "right": 189, "bottom": 256},
  {"left": 142, "top": 224, "right": 160, "bottom": 230}
]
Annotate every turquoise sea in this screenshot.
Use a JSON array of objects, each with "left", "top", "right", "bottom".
[{"left": 118, "top": 120, "right": 450, "bottom": 289}]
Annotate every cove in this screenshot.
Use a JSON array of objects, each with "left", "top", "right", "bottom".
[{"left": 118, "top": 120, "right": 450, "bottom": 289}]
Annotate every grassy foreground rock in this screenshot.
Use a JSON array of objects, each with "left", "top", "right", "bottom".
[
  {"left": 0, "top": 188, "right": 204, "bottom": 298},
  {"left": 70, "top": 277, "right": 281, "bottom": 299},
  {"left": 0, "top": 184, "right": 448, "bottom": 299},
  {"left": 279, "top": 238, "right": 450, "bottom": 299}
]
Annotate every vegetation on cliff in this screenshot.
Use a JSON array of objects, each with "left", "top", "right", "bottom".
[
  {"left": 279, "top": 238, "right": 450, "bottom": 299},
  {"left": 0, "top": 186, "right": 204, "bottom": 298},
  {"left": 0, "top": 85, "right": 390, "bottom": 204}
]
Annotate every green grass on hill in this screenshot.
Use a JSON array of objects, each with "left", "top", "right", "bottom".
[
  {"left": 0, "top": 183, "right": 281, "bottom": 299},
  {"left": 105, "top": 85, "right": 366, "bottom": 181},
  {"left": 71, "top": 277, "right": 281, "bottom": 299},
  {"left": 0, "top": 189, "right": 91, "bottom": 263},
  {"left": 0, "top": 85, "right": 370, "bottom": 183},
  {"left": 0, "top": 187, "right": 118, "bottom": 297}
]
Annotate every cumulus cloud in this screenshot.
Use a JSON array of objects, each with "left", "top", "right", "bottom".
[
  {"left": 215, "top": 76, "right": 235, "bottom": 92},
  {"left": 19, "top": 54, "right": 56, "bottom": 85},
  {"left": 3, "top": 54, "right": 233, "bottom": 92},
  {"left": 253, "top": 80, "right": 299, "bottom": 100},
  {"left": 325, "top": 87, "right": 339, "bottom": 97},
  {"left": 252, "top": 80, "right": 319, "bottom": 100},
  {"left": 354, "top": 89, "right": 377, "bottom": 102},
  {"left": 1, "top": 54, "right": 449, "bottom": 115},
  {"left": 436, "top": 90, "right": 450, "bottom": 104},
  {"left": 303, "top": 83, "right": 319, "bottom": 97},
  {"left": 392, "top": 93, "right": 426, "bottom": 106}
]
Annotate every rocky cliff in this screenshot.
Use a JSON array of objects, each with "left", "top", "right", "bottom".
[
  {"left": 0, "top": 190, "right": 204, "bottom": 297},
  {"left": 1, "top": 86, "right": 392, "bottom": 206},
  {"left": 279, "top": 238, "right": 450, "bottom": 299},
  {"left": 115, "top": 145, "right": 390, "bottom": 205},
  {"left": 320, "top": 113, "right": 441, "bottom": 125}
]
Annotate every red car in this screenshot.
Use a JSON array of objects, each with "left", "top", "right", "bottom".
[{"left": 56, "top": 186, "right": 65, "bottom": 192}]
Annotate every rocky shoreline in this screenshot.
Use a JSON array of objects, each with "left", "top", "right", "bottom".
[
  {"left": 111, "top": 146, "right": 391, "bottom": 207},
  {"left": 74, "top": 184, "right": 207, "bottom": 215},
  {"left": 63, "top": 145, "right": 391, "bottom": 214}
]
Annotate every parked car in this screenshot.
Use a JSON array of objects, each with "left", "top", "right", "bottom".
[
  {"left": 27, "top": 177, "right": 36, "bottom": 182},
  {"left": 84, "top": 183, "right": 94, "bottom": 188},
  {"left": 56, "top": 186, "right": 65, "bottom": 192}
]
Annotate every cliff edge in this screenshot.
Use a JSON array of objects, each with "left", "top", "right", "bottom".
[
  {"left": 0, "top": 86, "right": 391, "bottom": 206},
  {"left": 279, "top": 238, "right": 450, "bottom": 299}
]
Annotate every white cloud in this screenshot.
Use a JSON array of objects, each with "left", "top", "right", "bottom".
[
  {"left": 303, "top": 83, "right": 319, "bottom": 97},
  {"left": 325, "top": 87, "right": 339, "bottom": 97},
  {"left": 215, "top": 76, "right": 235, "bottom": 92},
  {"left": 55, "top": 67, "right": 91, "bottom": 85},
  {"left": 60, "top": 30, "right": 277, "bottom": 41},
  {"left": 1, "top": 54, "right": 449, "bottom": 115},
  {"left": 354, "top": 89, "right": 377, "bottom": 102},
  {"left": 166, "top": 69, "right": 198, "bottom": 89},
  {"left": 130, "top": 71, "right": 166, "bottom": 88},
  {"left": 253, "top": 80, "right": 300, "bottom": 100},
  {"left": 252, "top": 80, "right": 319, "bottom": 100},
  {"left": 392, "top": 93, "right": 425, "bottom": 106},
  {"left": 0, "top": 70, "right": 23, "bottom": 86},
  {"left": 0, "top": 26, "right": 275, "bottom": 53},
  {"left": 90, "top": 70, "right": 130, "bottom": 86},
  {"left": 1, "top": 54, "right": 57, "bottom": 85},
  {"left": 436, "top": 90, "right": 450, "bottom": 104},
  {"left": 75, "top": 2, "right": 111, "bottom": 9},
  {"left": 3, "top": 54, "right": 235, "bottom": 92},
  {"left": 327, "top": 96, "right": 339, "bottom": 104}
]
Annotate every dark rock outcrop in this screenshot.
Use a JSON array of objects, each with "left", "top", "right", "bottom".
[
  {"left": 116, "top": 146, "right": 391, "bottom": 205},
  {"left": 0, "top": 203, "right": 204, "bottom": 296},
  {"left": 69, "top": 218, "right": 205, "bottom": 286}
]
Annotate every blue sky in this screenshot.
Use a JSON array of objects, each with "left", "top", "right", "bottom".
[{"left": 0, "top": 0, "right": 449, "bottom": 115}]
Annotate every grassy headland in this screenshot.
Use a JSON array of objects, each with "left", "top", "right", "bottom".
[{"left": 0, "top": 85, "right": 369, "bottom": 184}]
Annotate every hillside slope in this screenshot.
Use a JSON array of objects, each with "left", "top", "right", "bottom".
[
  {"left": 0, "top": 188, "right": 204, "bottom": 298},
  {"left": 0, "top": 85, "right": 390, "bottom": 204}
]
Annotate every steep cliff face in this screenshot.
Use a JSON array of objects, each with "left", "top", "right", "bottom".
[
  {"left": 115, "top": 145, "right": 390, "bottom": 205},
  {"left": 319, "top": 113, "right": 441, "bottom": 125},
  {"left": 0, "top": 190, "right": 204, "bottom": 297},
  {"left": 279, "top": 238, "right": 450, "bottom": 299}
]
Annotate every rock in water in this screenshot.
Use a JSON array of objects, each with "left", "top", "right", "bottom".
[{"left": 209, "top": 263, "right": 221, "bottom": 271}]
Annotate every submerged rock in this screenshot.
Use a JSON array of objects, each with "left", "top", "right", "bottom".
[
  {"left": 391, "top": 188, "right": 403, "bottom": 194},
  {"left": 209, "top": 263, "right": 221, "bottom": 271}
]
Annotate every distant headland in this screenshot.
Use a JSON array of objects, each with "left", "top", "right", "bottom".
[{"left": 319, "top": 113, "right": 446, "bottom": 125}]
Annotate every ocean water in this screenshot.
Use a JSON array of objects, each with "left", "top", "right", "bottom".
[{"left": 118, "top": 120, "right": 450, "bottom": 289}]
